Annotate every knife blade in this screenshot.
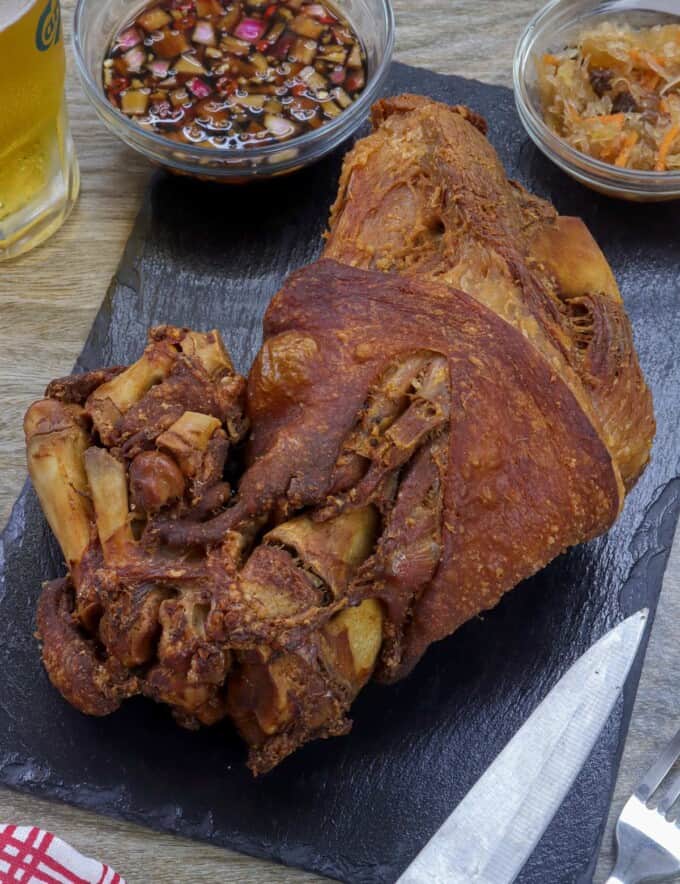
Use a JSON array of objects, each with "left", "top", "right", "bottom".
[{"left": 397, "top": 609, "right": 649, "bottom": 884}]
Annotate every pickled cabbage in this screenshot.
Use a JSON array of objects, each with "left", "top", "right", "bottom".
[{"left": 537, "top": 22, "right": 680, "bottom": 171}]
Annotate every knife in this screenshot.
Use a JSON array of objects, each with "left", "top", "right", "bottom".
[{"left": 396, "top": 609, "right": 649, "bottom": 884}]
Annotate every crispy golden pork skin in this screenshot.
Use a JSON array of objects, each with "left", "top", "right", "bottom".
[
  {"left": 192, "top": 258, "right": 628, "bottom": 679},
  {"left": 325, "top": 94, "right": 654, "bottom": 493}
]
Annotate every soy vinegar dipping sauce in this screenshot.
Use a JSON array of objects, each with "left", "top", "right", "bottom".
[{"left": 103, "top": 0, "right": 368, "bottom": 149}]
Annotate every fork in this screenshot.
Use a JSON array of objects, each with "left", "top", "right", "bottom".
[{"left": 606, "top": 726, "right": 680, "bottom": 883}]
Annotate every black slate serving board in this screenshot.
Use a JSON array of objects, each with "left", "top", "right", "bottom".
[{"left": 2, "top": 62, "right": 680, "bottom": 884}]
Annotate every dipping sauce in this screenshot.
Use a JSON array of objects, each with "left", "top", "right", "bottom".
[
  {"left": 102, "top": 0, "right": 367, "bottom": 149},
  {"left": 537, "top": 22, "right": 680, "bottom": 171}
]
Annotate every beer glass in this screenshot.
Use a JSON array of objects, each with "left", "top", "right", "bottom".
[{"left": 0, "top": 0, "right": 79, "bottom": 260}]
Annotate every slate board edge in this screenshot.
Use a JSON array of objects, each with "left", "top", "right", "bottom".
[{"left": 582, "top": 477, "right": 680, "bottom": 882}]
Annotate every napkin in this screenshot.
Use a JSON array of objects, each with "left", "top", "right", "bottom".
[{"left": 0, "top": 825, "right": 125, "bottom": 883}]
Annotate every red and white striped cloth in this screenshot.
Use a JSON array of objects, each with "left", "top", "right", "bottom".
[{"left": 0, "top": 826, "right": 125, "bottom": 884}]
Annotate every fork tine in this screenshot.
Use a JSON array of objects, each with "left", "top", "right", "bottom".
[
  {"left": 636, "top": 726, "right": 680, "bottom": 801},
  {"left": 656, "top": 770, "right": 680, "bottom": 816}
]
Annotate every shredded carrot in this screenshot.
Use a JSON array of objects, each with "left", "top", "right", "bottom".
[
  {"left": 583, "top": 112, "right": 625, "bottom": 128},
  {"left": 656, "top": 124, "right": 680, "bottom": 171},
  {"left": 542, "top": 53, "right": 561, "bottom": 67},
  {"left": 641, "top": 70, "right": 661, "bottom": 91},
  {"left": 629, "top": 47, "right": 645, "bottom": 66},
  {"left": 614, "top": 131, "right": 639, "bottom": 167},
  {"left": 630, "top": 48, "right": 667, "bottom": 70}
]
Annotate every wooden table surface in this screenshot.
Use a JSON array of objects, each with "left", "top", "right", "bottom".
[{"left": 2, "top": 1, "right": 679, "bottom": 881}]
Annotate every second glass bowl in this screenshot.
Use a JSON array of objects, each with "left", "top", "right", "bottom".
[
  {"left": 514, "top": 0, "right": 680, "bottom": 201},
  {"left": 73, "top": 0, "right": 395, "bottom": 182}
]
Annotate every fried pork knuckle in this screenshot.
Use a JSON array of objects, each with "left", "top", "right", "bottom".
[{"left": 25, "top": 96, "right": 654, "bottom": 773}]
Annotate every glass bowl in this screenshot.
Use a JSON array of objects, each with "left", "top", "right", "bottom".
[
  {"left": 514, "top": 0, "right": 680, "bottom": 201},
  {"left": 73, "top": 0, "right": 395, "bottom": 182}
]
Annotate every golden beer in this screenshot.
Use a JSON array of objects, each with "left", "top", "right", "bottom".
[{"left": 0, "top": 0, "right": 79, "bottom": 259}]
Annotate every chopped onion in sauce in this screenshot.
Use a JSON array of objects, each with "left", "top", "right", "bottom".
[{"left": 103, "top": 0, "right": 367, "bottom": 149}]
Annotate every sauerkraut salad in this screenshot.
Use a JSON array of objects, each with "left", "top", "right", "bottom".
[{"left": 537, "top": 21, "right": 680, "bottom": 171}]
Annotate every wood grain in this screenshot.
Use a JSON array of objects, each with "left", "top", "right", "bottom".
[{"left": 0, "top": 1, "right": 677, "bottom": 881}]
